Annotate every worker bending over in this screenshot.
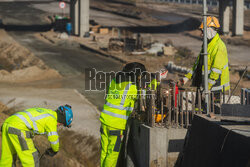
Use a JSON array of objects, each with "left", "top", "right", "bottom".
[
  {"left": 181, "top": 16, "right": 230, "bottom": 108},
  {"left": 100, "top": 62, "right": 146, "bottom": 167},
  {"left": 0, "top": 105, "right": 73, "bottom": 167}
]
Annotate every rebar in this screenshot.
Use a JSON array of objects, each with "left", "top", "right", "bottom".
[
  {"left": 167, "top": 93, "right": 172, "bottom": 126},
  {"left": 180, "top": 91, "right": 184, "bottom": 128},
  {"left": 173, "top": 84, "right": 176, "bottom": 126},
  {"left": 211, "top": 92, "right": 215, "bottom": 114},
  {"left": 203, "top": 0, "right": 210, "bottom": 115},
  {"left": 192, "top": 91, "right": 195, "bottom": 120},
  {"left": 176, "top": 93, "right": 180, "bottom": 127},
  {"left": 185, "top": 90, "right": 189, "bottom": 127},
  {"left": 198, "top": 89, "right": 202, "bottom": 114}
]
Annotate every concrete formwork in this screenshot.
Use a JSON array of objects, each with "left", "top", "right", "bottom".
[
  {"left": 176, "top": 115, "right": 250, "bottom": 167},
  {"left": 127, "top": 120, "right": 187, "bottom": 167}
]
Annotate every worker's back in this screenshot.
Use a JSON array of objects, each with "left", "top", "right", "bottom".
[
  {"left": 100, "top": 78, "right": 137, "bottom": 130},
  {"left": 5, "top": 107, "right": 57, "bottom": 134}
]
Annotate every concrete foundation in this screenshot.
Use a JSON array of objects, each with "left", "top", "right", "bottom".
[
  {"left": 176, "top": 115, "right": 250, "bottom": 167},
  {"left": 126, "top": 120, "right": 187, "bottom": 167},
  {"left": 233, "top": 0, "right": 244, "bottom": 36}
]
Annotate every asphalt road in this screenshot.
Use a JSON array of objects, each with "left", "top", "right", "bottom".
[{"left": 0, "top": 1, "right": 123, "bottom": 110}]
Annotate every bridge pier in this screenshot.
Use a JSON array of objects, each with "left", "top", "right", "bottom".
[
  {"left": 219, "top": 0, "right": 230, "bottom": 35},
  {"left": 232, "top": 0, "right": 244, "bottom": 36},
  {"left": 70, "top": 0, "right": 89, "bottom": 37},
  {"left": 219, "top": 0, "right": 244, "bottom": 36}
]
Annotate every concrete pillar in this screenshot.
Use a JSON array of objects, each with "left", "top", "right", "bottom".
[
  {"left": 233, "top": 0, "right": 244, "bottom": 36},
  {"left": 70, "top": 0, "right": 79, "bottom": 36},
  {"left": 79, "top": 0, "right": 89, "bottom": 37},
  {"left": 219, "top": 0, "right": 230, "bottom": 35}
]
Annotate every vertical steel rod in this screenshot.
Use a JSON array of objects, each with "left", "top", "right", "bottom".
[
  {"left": 223, "top": 86, "right": 225, "bottom": 104},
  {"left": 161, "top": 96, "right": 164, "bottom": 125},
  {"left": 185, "top": 90, "right": 189, "bottom": 127},
  {"left": 211, "top": 92, "right": 215, "bottom": 114},
  {"left": 180, "top": 91, "right": 184, "bottom": 128},
  {"left": 241, "top": 88, "right": 244, "bottom": 105},
  {"left": 203, "top": 0, "right": 209, "bottom": 115},
  {"left": 173, "top": 84, "right": 176, "bottom": 126},
  {"left": 198, "top": 89, "right": 202, "bottom": 114},
  {"left": 152, "top": 91, "right": 155, "bottom": 127},
  {"left": 168, "top": 92, "right": 172, "bottom": 126},
  {"left": 166, "top": 94, "right": 169, "bottom": 127},
  {"left": 219, "top": 92, "right": 222, "bottom": 114},
  {"left": 243, "top": 89, "right": 246, "bottom": 105},
  {"left": 192, "top": 91, "right": 195, "bottom": 120},
  {"left": 176, "top": 93, "right": 180, "bottom": 127},
  {"left": 246, "top": 91, "right": 249, "bottom": 105}
]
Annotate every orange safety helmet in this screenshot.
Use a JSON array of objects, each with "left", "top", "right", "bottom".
[{"left": 199, "top": 16, "right": 220, "bottom": 30}]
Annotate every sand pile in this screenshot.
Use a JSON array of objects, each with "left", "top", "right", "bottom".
[
  {"left": 0, "top": 29, "right": 61, "bottom": 82},
  {"left": 0, "top": 66, "right": 61, "bottom": 82}
]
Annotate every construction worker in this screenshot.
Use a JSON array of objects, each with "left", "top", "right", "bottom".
[
  {"left": 0, "top": 105, "right": 73, "bottom": 167},
  {"left": 100, "top": 62, "right": 146, "bottom": 167},
  {"left": 180, "top": 16, "right": 230, "bottom": 107}
]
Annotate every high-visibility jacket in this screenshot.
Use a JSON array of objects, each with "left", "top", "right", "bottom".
[
  {"left": 185, "top": 33, "right": 230, "bottom": 92},
  {"left": 5, "top": 107, "right": 59, "bottom": 152},
  {"left": 100, "top": 79, "right": 138, "bottom": 130},
  {"left": 148, "top": 78, "right": 159, "bottom": 90}
]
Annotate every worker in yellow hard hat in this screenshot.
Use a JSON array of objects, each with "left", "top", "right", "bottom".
[
  {"left": 0, "top": 105, "right": 73, "bottom": 167},
  {"left": 180, "top": 16, "right": 230, "bottom": 109}
]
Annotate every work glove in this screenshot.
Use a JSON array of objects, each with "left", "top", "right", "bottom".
[
  {"left": 179, "top": 77, "right": 189, "bottom": 86},
  {"left": 45, "top": 148, "right": 58, "bottom": 157}
]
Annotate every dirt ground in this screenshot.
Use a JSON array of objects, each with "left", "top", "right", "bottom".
[
  {"left": 0, "top": 28, "right": 101, "bottom": 166},
  {"left": 0, "top": 29, "right": 61, "bottom": 83},
  {"left": 0, "top": 102, "right": 99, "bottom": 167}
]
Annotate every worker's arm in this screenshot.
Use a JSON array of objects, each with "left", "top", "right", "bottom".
[
  {"left": 208, "top": 47, "right": 227, "bottom": 90},
  {"left": 185, "top": 53, "right": 200, "bottom": 79},
  {"left": 45, "top": 117, "right": 59, "bottom": 152}
]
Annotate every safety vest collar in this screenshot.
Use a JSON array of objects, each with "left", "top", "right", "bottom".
[{"left": 208, "top": 33, "right": 220, "bottom": 50}]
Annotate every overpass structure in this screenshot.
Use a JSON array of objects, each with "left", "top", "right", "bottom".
[{"left": 69, "top": 0, "right": 245, "bottom": 37}]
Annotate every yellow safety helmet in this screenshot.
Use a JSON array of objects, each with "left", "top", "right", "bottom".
[{"left": 199, "top": 16, "right": 220, "bottom": 30}]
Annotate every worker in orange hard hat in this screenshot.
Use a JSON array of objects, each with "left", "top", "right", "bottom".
[{"left": 180, "top": 16, "right": 230, "bottom": 112}]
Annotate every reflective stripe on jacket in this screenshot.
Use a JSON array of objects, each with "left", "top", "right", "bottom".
[
  {"left": 185, "top": 33, "right": 230, "bottom": 91},
  {"left": 5, "top": 108, "right": 59, "bottom": 152},
  {"left": 100, "top": 79, "right": 137, "bottom": 130}
]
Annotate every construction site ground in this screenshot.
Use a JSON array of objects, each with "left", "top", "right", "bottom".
[
  {"left": 35, "top": 0, "right": 250, "bottom": 94},
  {"left": 0, "top": 0, "right": 249, "bottom": 166}
]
